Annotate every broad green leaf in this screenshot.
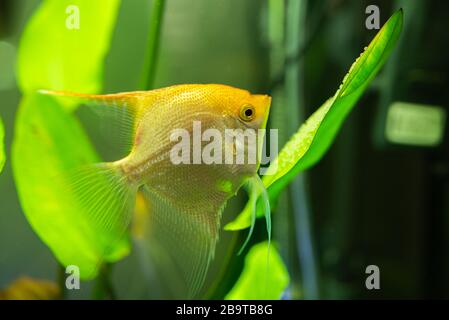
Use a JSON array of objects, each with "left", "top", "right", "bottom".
[
  {"left": 13, "top": 95, "right": 129, "bottom": 279},
  {"left": 13, "top": 0, "right": 122, "bottom": 279},
  {"left": 226, "top": 9, "right": 403, "bottom": 230},
  {"left": 0, "top": 116, "right": 4, "bottom": 173},
  {"left": 17, "top": 0, "right": 120, "bottom": 98},
  {"left": 225, "top": 242, "right": 289, "bottom": 300}
]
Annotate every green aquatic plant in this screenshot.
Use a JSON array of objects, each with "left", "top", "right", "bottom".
[
  {"left": 17, "top": 0, "right": 121, "bottom": 99},
  {"left": 11, "top": 1, "right": 402, "bottom": 300},
  {"left": 0, "top": 116, "right": 4, "bottom": 173},
  {"left": 225, "top": 242, "right": 289, "bottom": 300},
  {"left": 13, "top": 95, "right": 128, "bottom": 278},
  {"left": 13, "top": 0, "right": 122, "bottom": 278},
  {"left": 226, "top": 9, "right": 404, "bottom": 231},
  {"left": 140, "top": 0, "right": 166, "bottom": 90}
]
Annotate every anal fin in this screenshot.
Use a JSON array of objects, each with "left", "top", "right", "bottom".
[{"left": 134, "top": 184, "right": 222, "bottom": 299}]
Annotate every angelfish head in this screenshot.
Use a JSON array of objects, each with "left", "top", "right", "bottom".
[
  {"left": 233, "top": 92, "right": 272, "bottom": 131},
  {"left": 213, "top": 86, "right": 272, "bottom": 175},
  {"left": 207, "top": 84, "right": 271, "bottom": 130}
]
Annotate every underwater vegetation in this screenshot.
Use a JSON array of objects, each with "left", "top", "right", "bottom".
[
  {"left": 0, "top": 0, "right": 404, "bottom": 300},
  {"left": 0, "top": 116, "right": 4, "bottom": 173},
  {"left": 227, "top": 9, "right": 403, "bottom": 230}
]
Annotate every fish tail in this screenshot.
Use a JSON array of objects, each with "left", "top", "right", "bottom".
[{"left": 68, "top": 161, "right": 137, "bottom": 259}]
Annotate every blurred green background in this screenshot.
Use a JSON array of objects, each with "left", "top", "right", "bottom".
[{"left": 1, "top": 0, "right": 449, "bottom": 299}]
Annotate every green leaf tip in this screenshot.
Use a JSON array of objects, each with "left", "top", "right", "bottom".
[
  {"left": 339, "top": 8, "right": 403, "bottom": 98},
  {"left": 17, "top": 0, "right": 121, "bottom": 96},
  {"left": 225, "top": 241, "right": 290, "bottom": 300}
]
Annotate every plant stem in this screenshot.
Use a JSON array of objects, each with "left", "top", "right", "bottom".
[
  {"left": 57, "top": 264, "right": 67, "bottom": 300},
  {"left": 140, "top": 0, "right": 166, "bottom": 90},
  {"left": 92, "top": 263, "right": 117, "bottom": 300},
  {"left": 284, "top": 0, "right": 319, "bottom": 299}
]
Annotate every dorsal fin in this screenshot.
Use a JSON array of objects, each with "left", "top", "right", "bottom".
[
  {"left": 38, "top": 89, "right": 148, "bottom": 111},
  {"left": 38, "top": 89, "right": 156, "bottom": 159}
]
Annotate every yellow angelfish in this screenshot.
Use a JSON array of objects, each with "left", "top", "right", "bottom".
[{"left": 40, "top": 84, "right": 271, "bottom": 298}]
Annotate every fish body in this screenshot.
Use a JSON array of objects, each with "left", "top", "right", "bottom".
[
  {"left": 118, "top": 84, "right": 270, "bottom": 212},
  {"left": 41, "top": 84, "right": 271, "bottom": 298}
]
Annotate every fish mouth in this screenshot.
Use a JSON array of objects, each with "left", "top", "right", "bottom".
[{"left": 254, "top": 94, "right": 272, "bottom": 130}]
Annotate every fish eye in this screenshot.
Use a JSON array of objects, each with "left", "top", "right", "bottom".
[{"left": 239, "top": 104, "right": 255, "bottom": 122}]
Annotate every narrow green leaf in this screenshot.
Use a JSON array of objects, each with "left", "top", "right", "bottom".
[
  {"left": 13, "top": 0, "right": 122, "bottom": 279},
  {"left": 266, "top": 9, "right": 403, "bottom": 196},
  {"left": 226, "top": 9, "right": 403, "bottom": 230},
  {"left": 0, "top": 116, "right": 5, "bottom": 173},
  {"left": 225, "top": 242, "right": 290, "bottom": 300}
]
